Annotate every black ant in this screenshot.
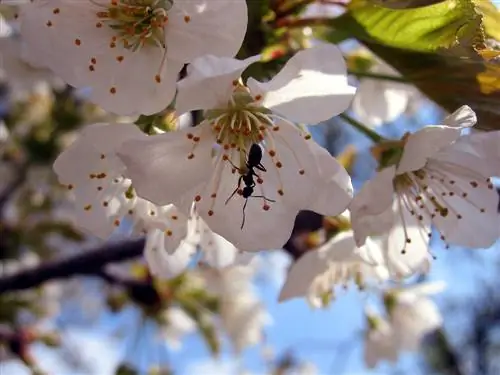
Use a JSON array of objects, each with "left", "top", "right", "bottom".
[{"left": 225, "top": 143, "right": 276, "bottom": 229}]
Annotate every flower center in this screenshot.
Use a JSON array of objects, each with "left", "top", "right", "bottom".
[
  {"left": 205, "top": 85, "right": 274, "bottom": 170},
  {"left": 95, "top": 0, "right": 173, "bottom": 51}
]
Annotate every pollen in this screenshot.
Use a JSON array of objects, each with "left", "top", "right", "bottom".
[
  {"left": 114, "top": 219, "right": 120, "bottom": 227},
  {"left": 184, "top": 15, "right": 191, "bottom": 23},
  {"left": 116, "top": 55, "right": 124, "bottom": 63},
  {"left": 263, "top": 204, "right": 270, "bottom": 211},
  {"left": 155, "top": 74, "right": 161, "bottom": 83},
  {"left": 165, "top": 230, "right": 173, "bottom": 236},
  {"left": 208, "top": 210, "right": 214, "bottom": 216},
  {"left": 110, "top": 87, "right": 117, "bottom": 94},
  {"left": 67, "top": 184, "right": 74, "bottom": 190},
  {"left": 53, "top": 8, "right": 60, "bottom": 14},
  {"left": 46, "top": 21, "right": 53, "bottom": 27},
  {"left": 84, "top": 204, "right": 92, "bottom": 211},
  {"left": 195, "top": 195, "right": 201, "bottom": 202},
  {"left": 74, "top": 38, "right": 81, "bottom": 46}
]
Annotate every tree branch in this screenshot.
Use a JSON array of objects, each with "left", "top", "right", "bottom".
[{"left": 0, "top": 238, "right": 145, "bottom": 294}]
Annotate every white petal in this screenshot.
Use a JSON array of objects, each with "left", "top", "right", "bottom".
[
  {"left": 145, "top": 229, "right": 195, "bottom": 279},
  {"left": 278, "top": 231, "right": 359, "bottom": 302},
  {"left": 247, "top": 44, "right": 356, "bottom": 124},
  {"left": 352, "top": 79, "right": 410, "bottom": 127},
  {"left": 166, "top": 0, "right": 247, "bottom": 61},
  {"left": 305, "top": 138, "right": 353, "bottom": 215},
  {"left": 424, "top": 157, "right": 500, "bottom": 248},
  {"left": 195, "top": 159, "right": 299, "bottom": 252},
  {"left": 397, "top": 126, "right": 463, "bottom": 174},
  {"left": 117, "top": 122, "right": 215, "bottom": 206},
  {"left": 447, "top": 131, "right": 500, "bottom": 177},
  {"left": 199, "top": 221, "right": 239, "bottom": 268},
  {"left": 442, "top": 105, "right": 477, "bottom": 128},
  {"left": 175, "top": 54, "right": 259, "bottom": 114},
  {"left": 379, "top": 200, "right": 432, "bottom": 279},
  {"left": 349, "top": 167, "right": 396, "bottom": 246}
]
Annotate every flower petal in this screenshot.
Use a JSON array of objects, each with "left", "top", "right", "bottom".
[
  {"left": 194, "top": 159, "right": 299, "bottom": 251},
  {"left": 165, "top": 0, "right": 247, "bottom": 62},
  {"left": 442, "top": 105, "right": 477, "bottom": 128},
  {"left": 397, "top": 126, "right": 463, "bottom": 174},
  {"left": 175, "top": 54, "right": 260, "bottom": 114},
  {"left": 349, "top": 166, "right": 396, "bottom": 246},
  {"left": 199, "top": 220, "right": 239, "bottom": 268},
  {"left": 425, "top": 155, "right": 500, "bottom": 248},
  {"left": 305, "top": 138, "right": 354, "bottom": 215},
  {"left": 117, "top": 122, "right": 215, "bottom": 206},
  {"left": 352, "top": 79, "right": 410, "bottom": 128},
  {"left": 145, "top": 229, "right": 196, "bottom": 279},
  {"left": 247, "top": 44, "right": 356, "bottom": 124},
  {"left": 278, "top": 231, "right": 360, "bottom": 302},
  {"left": 377, "top": 201, "right": 433, "bottom": 279}
]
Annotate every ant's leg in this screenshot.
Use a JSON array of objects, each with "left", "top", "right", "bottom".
[
  {"left": 240, "top": 198, "right": 248, "bottom": 229},
  {"left": 255, "top": 163, "right": 266, "bottom": 172},
  {"left": 251, "top": 195, "right": 276, "bottom": 203},
  {"left": 225, "top": 175, "right": 243, "bottom": 205}
]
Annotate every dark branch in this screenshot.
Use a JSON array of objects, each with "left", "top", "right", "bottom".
[{"left": 0, "top": 238, "right": 145, "bottom": 294}]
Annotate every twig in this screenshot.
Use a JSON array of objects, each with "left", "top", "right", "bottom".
[{"left": 0, "top": 238, "right": 145, "bottom": 294}]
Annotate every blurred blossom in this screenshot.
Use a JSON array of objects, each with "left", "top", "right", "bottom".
[
  {"left": 279, "top": 228, "right": 388, "bottom": 307},
  {"left": 384, "top": 281, "right": 445, "bottom": 351},
  {"left": 352, "top": 60, "right": 417, "bottom": 128},
  {"left": 160, "top": 307, "right": 196, "bottom": 351}
]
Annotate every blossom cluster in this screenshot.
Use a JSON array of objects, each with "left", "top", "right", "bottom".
[{"left": 1, "top": 0, "right": 500, "bottom": 366}]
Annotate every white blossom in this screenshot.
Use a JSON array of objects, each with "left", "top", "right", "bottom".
[
  {"left": 197, "top": 263, "right": 271, "bottom": 352},
  {"left": 350, "top": 106, "right": 500, "bottom": 277},
  {"left": 161, "top": 306, "right": 196, "bottom": 351},
  {"left": 384, "top": 281, "right": 445, "bottom": 351},
  {"left": 363, "top": 312, "right": 398, "bottom": 369},
  {"left": 118, "top": 44, "right": 355, "bottom": 251},
  {"left": 53, "top": 123, "right": 188, "bottom": 241},
  {"left": 278, "top": 230, "right": 389, "bottom": 307},
  {"left": 18, "top": 0, "right": 248, "bottom": 115},
  {"left": 352, "top": 59, "right": 416, "bottom": 128}
]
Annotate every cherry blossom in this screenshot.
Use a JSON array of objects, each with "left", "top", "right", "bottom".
[
  {"left": 278, "top": 230, "right": 389, "bottom": 307},
  {"left": 350, "top": 106, "right": 500, "bottom": 275},
  {"left": 384, "top": 281, "right": 445, "bottom": 351},
  {"left": 18, "top": 0, "right": 248, "bottom": 115},
  {"left": 53, "top": 123, "right": 188, "bottom": 241},
  {"left": 118, "top": 44, "right": 356, "bottom": 251},
  {"left": 352, "top": 59, "right": 416, "bottom": 128},
  {"left": 197, "top": 262, "right": 271, "bottom": 352},
  {"left": 160, "top": 306, "right": 196, "bottom": 351},
  {"left": 363, "top": 311, "right": 398, "bottom": 368}
]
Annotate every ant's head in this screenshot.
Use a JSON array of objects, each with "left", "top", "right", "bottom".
[{"left": 242, "top": 186, "right": 253, "bottom": 198}]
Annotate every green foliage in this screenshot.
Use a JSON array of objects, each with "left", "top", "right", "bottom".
[{"left": 345, "top": 0, "right": 484, "bottom": 52}]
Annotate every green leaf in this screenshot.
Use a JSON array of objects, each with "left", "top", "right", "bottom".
[
  {"left": 347, "top": 0, "right": 484, "bottom": 52},
  {"left": 474, "top": 0, "right": 500, "bottom": 40}
]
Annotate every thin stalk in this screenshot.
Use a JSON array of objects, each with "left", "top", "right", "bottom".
[
  {"left": 339, "top": 113, "right": 385, "bottom": 143},
  {"left": 348, "top": 70, "right": 410, "bottom": 83}
]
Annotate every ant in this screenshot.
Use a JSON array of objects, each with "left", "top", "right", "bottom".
[{"left": 224, "top": 143, "right": 275, "bottom": 229}]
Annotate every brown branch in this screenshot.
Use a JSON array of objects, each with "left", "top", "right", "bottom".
[{"left": 0, "top": 238, "right": 145, "bottom": 294}]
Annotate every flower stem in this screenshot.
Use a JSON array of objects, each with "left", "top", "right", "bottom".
[
  {"left": 348, "top": 70, "right": 409, "bottom": 83},
  {"left": 339, "top": 113, "right": 385, "bottom": 143}
]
